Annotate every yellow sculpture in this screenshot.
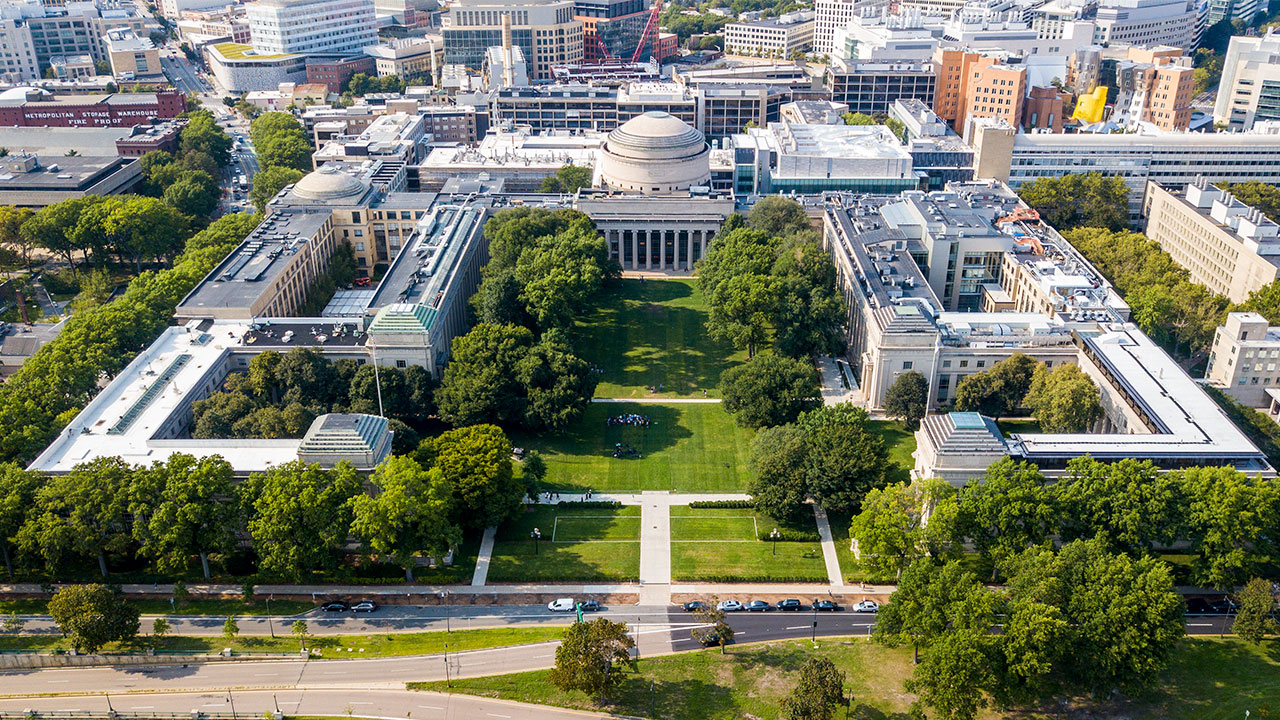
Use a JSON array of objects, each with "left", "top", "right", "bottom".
[{"left": 1072, "top": 86, "right": 1107, "bottom": 124}]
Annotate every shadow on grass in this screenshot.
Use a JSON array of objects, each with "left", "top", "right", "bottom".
[
  {"left": 607, "top": 676, "right": 744, "bottom": 720},
  {"left": 519, "top": 403, "right": 694, "bottom": 464}
]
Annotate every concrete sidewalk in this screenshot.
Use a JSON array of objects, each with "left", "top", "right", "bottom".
[
  {"left": 470, "top": 526, "right": 497, "bottom": 587},
  {"left": 813, "top": 506, "right": 845, "bottom": 587},
  {"left": 526, "top": 492, "right": 752, "bottom": 506}
]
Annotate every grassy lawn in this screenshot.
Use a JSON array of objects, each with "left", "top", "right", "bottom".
[
  {"left": 0, "top": 598, "right": 316, "bottom": 617},
  {"left": 868, "top": 420, "right": 916, "bottom": 485},
  {"left": 486, "top": 505, "right": 641, "bottom": 583},
  {"left": 576, "top": 278, "right": 746, "bottom": 399},
  {"left": 510, "top": 402, "right": 755, "bottom": 493},
  {"left": 410, "top": 637, "right": 1280, "bottom": 720},
  {"left": 996, "top": 418, "right": 1042, "bottom": 435},
  {"left": 0, "top": 626, "right": 564, "bottom": 658},
  {"left": 670, "top": 507, "right": 828, "bottom": 583}
]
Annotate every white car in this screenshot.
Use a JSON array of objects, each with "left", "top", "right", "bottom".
[
  {"left": 853, "top": 600, "right": 879, "bottom": 613},
  {"left": 716, "top": 600, "right": 743, "bottom": 612},
  {"left": 547, "top": 598, "right": 576, "bottom": 612}
]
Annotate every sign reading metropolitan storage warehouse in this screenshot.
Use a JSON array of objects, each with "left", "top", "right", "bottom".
[{"left": 0, "top": 91, "right": 186, "bottom": 128}]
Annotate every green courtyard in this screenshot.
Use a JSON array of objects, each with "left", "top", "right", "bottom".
[
  {"left": 486, "top": 505, "right": 641, "bottom": 583},
  {"left": 670, "top": 506, "right": 829, "bottom": 583}
]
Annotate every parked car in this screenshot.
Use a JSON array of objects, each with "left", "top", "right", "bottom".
[
  {"left": 744, "top": 600, "right": 772, "bottom": 612},
  {"left": 717, "top": 600, "right": 744, "bottom": 612},
  {"left": 547, "top": 597, "right": 576, "bottom": 612},
  {"left": 579, "top": 599, "right": 601, "bottom": 612},
  {"left": 1208, "top": 597, "right": 1240, "bottom": 615},
  {"left": 352, "top": 600, "right": 378, "bottom": 613},
  {"left": 776, "top": 598, "right": 803, "bottom": 611},
  {"left": 812, "top": 600, "right": 841, "bottom": 612},
  {"left": 682, "top": 601, "right": 708, "bottom": 612},
  {"left": 321, "top": 601, "right": 350, "bottom": 612},
  {"left": 853, "top": 600, "right": 879, "bottom": 613}
]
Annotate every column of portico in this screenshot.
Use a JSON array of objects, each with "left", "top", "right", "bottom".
[
  {"left": 686, "top": 231, "right": 695, "bottom": 271},
  {"left": 699, "top": 229, "right": 708, "bottom": 262},
  {"left": 631, "top": 230, "right": 639, "bottom": 271},
  {"left": 659, "top": 227, "right": 667, "bottom": 270}
]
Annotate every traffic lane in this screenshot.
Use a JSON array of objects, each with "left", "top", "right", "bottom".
[
  {"left": 0, "top": 689, "right": 616, "bottom": 720},
  {"left": 665, "top": 607, "right": 877, "bottom": 652}
]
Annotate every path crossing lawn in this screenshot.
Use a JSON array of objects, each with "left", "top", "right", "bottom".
[
  {"left": 486, "top": 505, "right": 641, "bottom": 583},
  {"left": 669, "top": 507, "right": 829, "bottom": 583},
  {"left": 510, "top": 402, "right": 755, "bottom": 493},
  {"left": 576, "top": 278, "right": 746, "bottom": 399}
]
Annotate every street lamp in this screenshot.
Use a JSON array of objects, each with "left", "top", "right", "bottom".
[
  {"left": 439, "top": 590, "right": 451, "bottom": 633},
  {"left": 531, "top": 527, "right": 542, "bottom": 555},
  {"left": 769, "top": 528, "right": 780, "bottom": 556}
]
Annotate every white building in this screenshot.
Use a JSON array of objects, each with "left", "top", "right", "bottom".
[
  {"left": 0, "top": 16, "right": 40, "bottom": 84},
  {"left": 831, "top": 9, "right": 941, "bottom": 62},
  {"left": 1215, "top": 30, "right": 1280, "bottom": 131},
  {"left": 724, "top": 11, "right": 815, "bottom": 58},
  {"left": 814, "top": 0, "right": 889, "bottom": 55},
  {"left": 247, "top": 0, "right": 378, "bottom": 57},
  {"left": 1092, "top": 0, "right": 1197, "bottom": 49},
  {"left": 1208, "top": 312, "right": 1280, "bottom": 407},
  {"left": 160, "top": 0, "right": 231, "bottom": 21}
]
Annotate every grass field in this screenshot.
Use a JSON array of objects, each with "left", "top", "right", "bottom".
[
  {"left": 669, "top": 507, "right": 829, "bottom": 583},
  {"left": 411, "top": 637, "right": 1280, "bottom": 720},
  {"left": 576, "top": 278, "right": 746, "bottom": 399},
  {"left": 996, "top": 418, "right": 1043, "bottom": 435},
  {"left": 868, "top": 420, "right": 916, "bottom": 485},
  {"left": 0, "top": 626, "right": 564, "bottom": 659},
  {"left": 511, "top": 402, "right": 756, "bottom": 493},
  {"left": 486, "top": 505, "right": 641, "bottom": 582}
]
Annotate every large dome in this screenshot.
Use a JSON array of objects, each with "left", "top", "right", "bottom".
[
  {"left": 292, "top": 165, "right": 369, "bottom": 201},
  {"left": 599, "top": 111, "right": 710, "bottom": 195}
]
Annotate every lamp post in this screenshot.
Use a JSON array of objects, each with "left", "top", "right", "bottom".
[
  {"left": 531, "top": 527, "right": 542, "bottom": 555},
  {"left": 769, "top": 528, "right": 780, "bottom": 556},
  {"left": 439, "top": 589, "right": 451, "bottom": 633}
]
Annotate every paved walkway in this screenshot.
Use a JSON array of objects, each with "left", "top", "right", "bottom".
[
  {"left": 527, "top": 492, "right": 751, "bottom": 506},
  {"left": 812, "top": 506, "right": 844, "bottom": 587},
  {"left": 591, "top": 397, "right": 722, "bottom": 403},
  {"left": 470, "top": 526, "right": 497, "bottom": 587},
  {"left": 639, "top": 491, "right": 672, "bottom": 586},
  {"left": 817, "top": 356, "right": 858, "bottom": 406}
]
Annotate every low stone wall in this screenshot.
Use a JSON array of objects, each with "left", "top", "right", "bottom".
[{"left": 0, "top": 650, "right": 305, "bottom": 670}]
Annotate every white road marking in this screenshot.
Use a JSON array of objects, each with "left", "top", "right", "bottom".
[
  {"left": 785, "top": 625, "right": 809, "bottom": 630},
  {"left": 487, "top": 714, "right": 511, "bottom": 718},
  {"left": 418, "top": 706, "right": 444, "bottom": 710},
  {"left": 130, "top": 706, "right": 154, "bottom": 709},
  {"left": 46, "top": 680, "right": 69, "bottom": 684},
  {"left": 1188, "top": 623, "right": 1214, "bottom": 627}
]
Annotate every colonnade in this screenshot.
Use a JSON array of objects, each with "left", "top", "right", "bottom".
[{"left": 602, "top": 227, "right": 712, "bottom": 271}]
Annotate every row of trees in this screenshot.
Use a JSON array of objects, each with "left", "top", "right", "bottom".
[
  {"left": 851, "top": 456, "right": 1280, "bottom": 589},
  {"left": 1015, "top": 172, "right": 1130, "bottom": 232},
  {"left": 0, "top": 212, "right": 261, "bottom": 464},
  {"left": 190, "top": 345, "right": 435, "bottom": 453},
  {"left": 0, "top": 423, "right": 525, "bottom": 582},
  {"left": 250, "top": 111, "right": 313, "bottom": 174},
  {"left": 699, "top": 197, "right": 847, "bottom": 360},
  {"left": 436, "top": 208, "right": 616, "bottom": 431}
]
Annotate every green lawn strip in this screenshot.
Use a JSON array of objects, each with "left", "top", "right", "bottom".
[
  {"left": 487, "top": 504, "right": 641, "bottom": 583},
  {"left": 575, "top": 278, "right": 746, "bottom": 399},
  {"left": 867, "top": 420, "right": 916, "bottom": 485},
  {"left": 670, "top": 507, "right": 827, "bottom": 583},
  {"left": 409, "top": 637, "right": 1280, "bottom": 720},
  {"left": 995, "top": 418, "right": 1043, "bottom": 435},
  {"left": 0, "top": 626, "right": 565, "bottom": 658},
  {"left": 0, "top": 598, "right": 316, "bottom": 617},
  {"left": 410, "top": 638, "right": 918, "bottom": 720},
  {"left": 510, "top": 402, "right": 755, "bottom": 493}
]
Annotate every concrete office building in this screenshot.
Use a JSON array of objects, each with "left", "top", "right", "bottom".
[
  {"left": 1207, "top": 311, "right": 1280, "bottom": 407},
  {"left": 826, "top": 57, "right": 937, "bottom": 114},
  {"left": 1207, "top": 0, "right": 1262, "bottom": 25},
  {"left": 364, "top": 37, "right": 441, "bottom": 81},
  {"left": 1111, "top": 46, "right": 1194, "bottom": 131},
  {"left": 103, "top": 28, "right": 160, "bottom": 79},
  {"left": 889, "top": 98, "right": 975, "bottom": 189},
  {"left": 160, "top": 0, "right": 230, "bottom": 20},
  {"left": 725, "top": 121, "right": 920, "bottom": 195},
  {"left": 206, "top": 42, "right": 307, "bottom": 92},
  {"left": 1093, "top": 0, "right": 1198, "bottom": 48},
  {"left": 246, "top": 0, "right": 377, "bottom": 57},
  {"left": 417, "top": 127, "right": 603, "bottom": 191},
  {"left": 575, "top": 0, "right": 651, "bottom": 62},
  {"left": 723, "top": 11, "right": 815, "bottom": 59},
  {"left": 1215, "top": 30, "right": 1280, "bottom": 131},
  {"left": 48, "top": 53, "right": 95, "bottom": 79},
  {"left": 0, "top": 16, "right": 40, "bottom": 83},
  {"left": 0, "top": 151, "right": 140, "bottom": 206},
  {"left": 1142, "top": 181, "right": 1280, "bottom": 305},
  {"left": 814, "top": 0, "right": 890, "bottom": 55},
  {"left": 443, "top": 0, "right": 583, "bottom": 81},
  {"left": 831, "top": 10, "right": 940, "bottom": 63}
]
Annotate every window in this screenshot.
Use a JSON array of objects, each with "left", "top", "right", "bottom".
[
  {"left": 959, "top": 360, "right": 968, "bottom": 368},
  {"left": 396, "top": 360, "right": 407, "bottom": 368},
  {"left": 943, "top": 360, "right": 951, "bottom": 368},
  {"left": 903, "top": 361, "right": 913, "bottom": 370},
  {"left": 976, "top": 361, "right": 986, "bottom": 368}
]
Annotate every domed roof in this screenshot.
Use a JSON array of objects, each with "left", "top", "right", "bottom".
[
  {"left": 607, "top": 111, "right": 706, "bottom": 157},
  {"left": 292, "top": 165, "right": 368, "bottom": 201}
]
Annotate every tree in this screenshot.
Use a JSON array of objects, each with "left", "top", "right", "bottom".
[
  {"left": 1233, "top": 578, "right": 1278, "bottom": 644},
  {"left": 842, "top": 112, "right": 876, "bottom": 125},
  {"left": 291, "top": 619, "right": 308, "bottom": 649},
  {"left": 0, "top": 206, "right": 34, "bottom": 271},
  {"left": 850, "top": 480, "right": 956, "bottom": 579},
  {"left": 250, "top": 166, "right": 305, "bottom": 212},
  {"left": 241, "top": 461, "right": 361, "bottom": 580},
  {"left": 691, "top": 604, "right": 735, "bottom": 653},
  {"left": 2, "top": 613, "right": 24, "bottom": 634},
  {"left": 164, "top": 170, "right": 221, "bottom": 219},
  {"left": 875, "top": 559, "right": 994, "bottom": 663},
  {"left": 539, "top": 164, "right": 593, "bottom": 194},
  {"left": 721, "top": 353, "right": 821, "bottom": 428},
  {"left": 258, "top": 133, "right": 313, "bottom": 172},
  {"left": 223, "top": 615, "right": 239, "bottom": 641},
  {"left": 782, "top": 657, "right": 847, "bottom": 720},
  {"left": 46, "top": 584, "right": 140, "bottom": 653},
  {"left": 516, "top": 331, "right": 598, "bottom": 431},
  {"left": 0, "top": 463, "right": 39, "bottom": 579},
  {"left": 905, "top": 629, "right": 993, "bottom": 720},
  {"left": 548, "top": 618, "right": 637, "bottom": 699},
  {"left": 798, "top": 403, "right": 890, "bottom": 514},
  {"left": 771, "top": 234, "right": 847, "bottom": 357},
  {"left": 17, "top": 457, "right": 135, "bottom": 577},
  {"left": 748, "top": 424, "right": 812, "bottom": 521},
  {"left": 1055, "top": 457, "right": 1183, "bottom": 555},
  {"left": 706, "top": 272, "right": 774, "bottom": 357},
  {"left": 955, "top": 458, "right": 1061, "bottom": 578},
  {"left": 952, "top": 353, "right": 1038, "bottom": 417},
  {"left": 420, "top": 425, "right": 522, "bottom": 530},
  {"left": 20, "top": 197, "right": 99, "bottom": 274},
  {"left": 179, "top": 112, "right": 232, "bottom": 166},
  {"left": 1016, "top": 173, "right": 1129, "bottom": 231},
  {"left": 133, "top": 454, "right": 239, "bottom": 579},
  {"left": 1180, "top": 466, "right": 1280, "bottom": 589},
  {"left": 1023, "top": 364, "right": 1102, "bottom": 433},
  {"left": 350, "top": 455, "right": 460, "bottom": 581},
  {"left": 883, "top": 371, "right": 927, "bottom": 430},
  {"left": 747, "top": 195, "right": 811, "bottom": 237},
  {"left": 1221, "top": 181, "right": 1280, "bottom": 224},
  {"left": 152, "top": 617, "right": 171, "bottom": 639}
]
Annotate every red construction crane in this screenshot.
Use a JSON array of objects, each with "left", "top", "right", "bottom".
[
  {"left": 596, "top": 33, "right": 611, "bottom": 60},
  {"left": 630, "top": 0, "right": 662, "bottom": 63}
]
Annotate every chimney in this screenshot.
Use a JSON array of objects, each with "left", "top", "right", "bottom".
[
  {"left": 501, "top": 14, "right": 514, "bottom": 88},
  {"left": 429, "top": 38, "right": 439, "bottom": 88}
]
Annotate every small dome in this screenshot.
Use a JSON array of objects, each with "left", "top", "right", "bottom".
[
  {"left": 292, "top": 165, "right": 368, "bottom": 201},
  {"left": 606, "top": 111, "right": 706, "bottom": 160}
]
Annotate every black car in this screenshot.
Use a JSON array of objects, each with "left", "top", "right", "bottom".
[
  {"left": 321, "top": 601, "right": 350, "bottom": 612},
  {"left": 744, "top": 600, "right": 772, "bottom": 612},
  {"left": 777, "top": 598, "right": 803, "bottom": 611},
  {"left": 579, "top": 600, "right": 601, "bottom": 612},
  {"left": 683, "top": 601, "right": 708, "bottom": 612},
  {"left": 1184, "top": 597, "right": 1213, "bottom": 615},
  {"left": 1208, "top": 597, "right": 1240, "bottom": 615},
  {"left": 812, "top": 600, "right": 841, "bottom": 612}
]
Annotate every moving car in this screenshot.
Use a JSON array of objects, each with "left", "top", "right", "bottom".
[
  {"left": 853, "top": 600, "right": 879, "bottom": 613},
  {"left": 352, "top": 600, "right": 378, "bottom": 613},
  {"left": 547, "top": 597, "right": 576, "bottom": 612},
  {"left": 776, "top": 598, "right": 802, "bottom": 611},
  {"left": 716, "top": 600, "right": 744, "bottom": 612},
  {"left": 682, "top": 601, "right": 708, "bottom": 612},
  {"left": 321, "top": 601, "right": 350, "bottom": 612},
  {"left": 812, "top": 600, "right": 841, "bottom": 612},
  {"left": 744, "top": 600, "right": 772, "bottom": 612}
]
